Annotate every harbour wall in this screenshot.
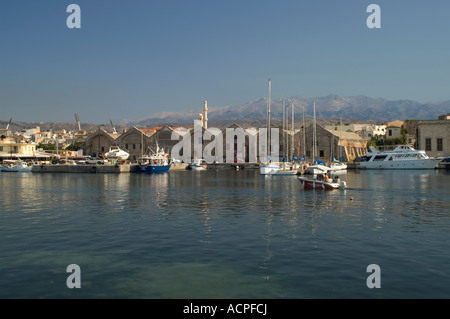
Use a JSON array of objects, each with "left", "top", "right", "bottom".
[{"left": 29, "top": 161, "right": 449, "bottom": 174}]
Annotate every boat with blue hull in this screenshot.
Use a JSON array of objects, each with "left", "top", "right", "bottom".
[{"left": 138, "top": 147, "right": 171, "bottom": 173}]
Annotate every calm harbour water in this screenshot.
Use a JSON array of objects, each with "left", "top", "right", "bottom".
[{"left": 0, "top": 168, "right": 449, "bottom": 299}]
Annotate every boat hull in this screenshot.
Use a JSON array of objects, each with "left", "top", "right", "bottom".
[
  {"left": 1, "top": 163, "right": 32, "bottom": 172},
  {"left": 359, "top": 158, "right": 442, "bottom": 170},
  {"left": 330, "top": 163, "right": 347, "bottom": 171},
  {"left": 138, "top": 164, "right": 171, "bottom": 173},
  {"left": 272, "top": 169, "right": 298, "bottom": 175},
  {"left": 190, "top": 165, "right": 206, "bottom": 170},
  {"left": 298, "top": 176, "right": 346, "bottom": 190},
  {"left": 259, "top": 165, "right": 280, "bottom": 175}
]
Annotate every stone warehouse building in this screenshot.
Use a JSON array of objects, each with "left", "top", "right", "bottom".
[
  {"left": 84, "top": 124, "right": 293, "bottom": 164},
  {"left": 294, "top": 124, "right": 367, "bottom": 163},
  {"left": 84, "top": 126, "right": 182, "bottom": 162},
  {"left": 84, "top": 122, "right": 368, "bottom": 164}
]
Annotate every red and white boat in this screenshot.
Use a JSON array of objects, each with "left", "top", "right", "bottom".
[{"left": 298, "top": 176, "right": 347, "bottom": 190}]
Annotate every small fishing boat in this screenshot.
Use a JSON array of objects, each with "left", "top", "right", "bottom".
[
  {"left": 298, "top": 175, "right": 346, "bottom": 190},
  {"left": 1, "top": 160, "right": 32, "bottom": 172},
  {"left": 138, "top": 146, "right": 171, "bottom": 173},
  {"left": 105, "top": 146, "right": 129, "bottom": 161}
]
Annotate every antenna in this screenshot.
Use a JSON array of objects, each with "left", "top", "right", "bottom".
[
  {"left": 110, "top": 119, "right": 117, "bottom": 134},
  {"left": 74, "top": 113, "right": 81, "bottom": 131},
  {"left": 6, "top": 117, "right": 12, "bottom": 130}
]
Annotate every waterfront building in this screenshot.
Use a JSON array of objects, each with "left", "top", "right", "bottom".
[
  {"left": 84, "top": 127, "right": 120, "bottom": 158},
  {"left": 294, "top": 124, "right": 367, "bottom": 163},
  {"left": 0, "top": 135, "right": 49, "bottom": 162},
  {"left": 84, "top": 125, "right": 190, "bottom": 162},
  {"left": 417, "top": 114, "right": 450, "bottom": 158},
  {"left": 324, "top": 123, "right": 387, "bottom": 140}
]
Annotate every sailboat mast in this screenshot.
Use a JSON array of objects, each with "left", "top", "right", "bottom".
[
  {"left": 283, "top": 98, "right": 286, "bottom": 160},
  {"left": 302, "top": 103, "right": 306, "bottom": 158},
  {"left": 339, "top": 117, "right": 342, "bottom": 160},
  {"left": 291, "top": 100, "right": 294, "bottom": 161},
  {"left": 313, "top": 101, "right": 317, "bottom": 162},
  {"left": 267, "top": 79, "right": 271, "bottom": 158}
]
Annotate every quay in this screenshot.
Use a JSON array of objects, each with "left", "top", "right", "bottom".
[
  {"left": 438, "top": 161, "right": 450, "bottom": 169},
  {"left": 31, "top": 162, "right": 189, "bottom": 173},
  {"left": 205, "top": 163, "right": 259, "bottom": 170},
  {"left": 25, "top": 160, "right": 449, "bottom": 174},
  {"left": 32, "top": 164, "right": 138, "bottom": 173}
]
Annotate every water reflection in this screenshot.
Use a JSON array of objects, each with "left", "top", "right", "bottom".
[{"left": 2, "top": 168, "right": 450, "bottom": 298}]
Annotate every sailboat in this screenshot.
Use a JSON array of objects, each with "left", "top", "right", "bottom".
[
  {"left": 260, "top": 79, "right": 281, "bottom": 175},
  {"left": 305, "top": 102, "right": 332, "bottom": 175},
  {"left": 272, "top": 99, "right": 298, "bottom": 175},
  {"left": 330, "top": 118, "right": 347, "bottom": 171}
]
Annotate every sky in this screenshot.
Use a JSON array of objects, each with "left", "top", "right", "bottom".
[{"left": 1, "top": 0, "right": 450, "bottom": 123}]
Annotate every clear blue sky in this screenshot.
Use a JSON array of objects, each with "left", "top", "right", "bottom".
[{"left": 1, "top": 0, "right": 450, "bottom": 123}]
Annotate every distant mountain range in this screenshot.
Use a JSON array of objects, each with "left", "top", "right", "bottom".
[
  {"left": 2, "top": 95, "right": 448, "bottom": 133},
  {"left": 121, "top": 95, "right": 450, "bottom": 127}
]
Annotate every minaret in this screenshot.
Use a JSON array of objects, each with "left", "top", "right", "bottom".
[{"left": 203, "top": 100, "right": 208, "bottom": 129}]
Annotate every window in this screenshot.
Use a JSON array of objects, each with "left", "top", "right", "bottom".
[
  {"left": 125, "top": 144, "right": 129, "bottom": 150},
  {"left": 425, "top": 138, "right": 432, "bottom": 151},
  {"left": 437, "top": 138, "right": 443, "bottom": 152},
  {"left": 319, "top": 150, "right": 324, "bottom": 157},
  {"left": 133, "top": 144, "right": 136, "bottom": 150},
  {"left": 0, "top": 146, "right": 3, "bottom": 151},
  {"left": 374, "top": 155, "right": 388, "bottom": 161},
  {"left": 389, "top": 129, "right": 392, "bottom": 136}
]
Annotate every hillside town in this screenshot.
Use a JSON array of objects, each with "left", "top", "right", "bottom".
[{"left": 1, "top": 102, "right": 449, "bottom": 168}]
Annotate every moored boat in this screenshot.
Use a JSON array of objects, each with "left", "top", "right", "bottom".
[
  {"left": 259, "top": 162, "right": 281, "bottom": 175},
  {"left": 105, "top": 146, "right": 130, "bottom": 161},
  {"left": 271, "top": 162, "right": 299, "bottom": 175},
  {"left": 189, "top": 159, "right": 207, "bottom": 170},
  {"left": 1, "top": 160, "right": 32, "bottom": 172},
  {"left": 330, "top": 161, "right": 347, "bottom": 171},
  {"left": 138, "top": 146, "right": 171, "bottom": 173},
  {"left": 304, "top": 163, "right": 332, "bottom": 175},
  {"left": 359, "top": 145, "right": 443, "bottom": 169}
]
